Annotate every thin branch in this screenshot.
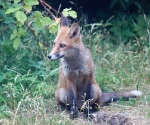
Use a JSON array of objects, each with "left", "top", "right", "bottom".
[
  {"left": 39, "top": 0, "right": 62, "bottom": 21},
  {"left": 57, "top": 4, "right": 62, "bottom": 17}
]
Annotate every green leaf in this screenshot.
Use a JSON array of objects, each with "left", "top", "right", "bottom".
[
  {"left": 62, "top": 8, "right": 72, "bottom": 12},
  {"left": 14, "top": 0, "right": 21, "bottom": 3},
  {"left": 10, "top": 30, "right": 17, "bottom": 40},
  {"left": 13, "top": 37, "right": 21, "bottom": 49},
  {"left": 33, "top": 11, "right": 42, "bottom": 19},
  {"left": 40, "top": 17, "right": 51, "bottom": 26},
  {"left": 68, "top": 11, "right": 77, "bottom": 18},
  {"left": 62, "top": 8, "right": 77, "bottom": 18},
  {"left": 5, "top": 6, "right": 23, "bottom": 14},
  {"left": 24, "top": 5, "right": 32, "bottom": 13},
  {"left": 49, "top": 23, "right": 58, "bottom": 34},
  {"left": 18, "top": 28, "right": 26, "bottom": 37},
  {"left": 62, "top": 11, "right": 68, "bottom": 17},
  {"left": 38, "top": 42, "right": 45, "bottom": 49},
  {"left": 15, "top": 11, "right": 27, "bottom": 24},
  {"left": 24, "top": 0, "right": 39, "bottom": 6},
  {"left": 35, "top": 19, "right": 42, "bottom": 28}
]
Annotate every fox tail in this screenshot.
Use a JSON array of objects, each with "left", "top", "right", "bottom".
[{"left": 101, "top": 90, "right": 142, "bottom": 105}]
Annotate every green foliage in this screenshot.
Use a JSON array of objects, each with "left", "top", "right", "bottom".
[
  {"left": 0, "top": 0, "right": 150, "bottom": 124},
  {"left": 3, "top": 0, "right": 77, "bottom": 50},
  {"left": 15, "top": 11, "right": 27, "bottom": 24},
  {"left": 24, "top": 0, "right": 39, "bottom": 6},
  {"left": 5, "top": 6, "right": 23, "bottom": 14},
  {"left": 62, "top": 8, "right": 77, "bottom": 18},
  {"left": 13, "top": 37, "right": 21, "bottom": 49},
  {"left": 110, "top": 0, "right": 142, "bottom": 11},
  {"left": 0, "top": 2, "right": 78, "bottom": 118},
  {"left": 108, "top": 14, "right": 150, "bottom": 50}
]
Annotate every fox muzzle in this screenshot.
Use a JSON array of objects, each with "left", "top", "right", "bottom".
[{"left": 48, "top": 53, "right": 64, "bottom": 60}]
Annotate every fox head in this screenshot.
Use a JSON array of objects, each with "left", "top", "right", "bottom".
[{"left": 48, "top": 17, "right": 82, "bottom": 60}]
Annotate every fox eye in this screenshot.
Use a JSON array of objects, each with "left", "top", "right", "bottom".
[{"left": 60, "top": 44, "right": 66, "bottom": 48}]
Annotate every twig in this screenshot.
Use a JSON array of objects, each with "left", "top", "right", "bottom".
[
  {"left": 24, "top": 21, "right": 35, "bottom": 34},
  {"left": 39, "top": 0, "right": 62, "bottom": 21},
  {"left": 57, "top": 4, "right": 62, "bottom": 17}
]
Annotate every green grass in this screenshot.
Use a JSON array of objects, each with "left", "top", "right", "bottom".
[
  {"left": 1, "top": 0, "right": 150, "bottom": 124},
  {"left": 1, "top": 14, "right": 150, "bottom": 124},
  {"left": 0, "top": 41, "right": 150, "bottom": 125}
]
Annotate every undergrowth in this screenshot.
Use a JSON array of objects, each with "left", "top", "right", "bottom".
[
  {"left": 0, "top": 42, "right": 150, "bottom": 124},
  {"left": 0, "top": 40, "right": 150, "bottom": 125},
  {"left": 0, "top": 7, "right": 150, "bottom": 125}
]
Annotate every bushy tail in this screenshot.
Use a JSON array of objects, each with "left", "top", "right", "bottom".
[{"left": 101, "top": 90, "right": 142, "bottom": 105}]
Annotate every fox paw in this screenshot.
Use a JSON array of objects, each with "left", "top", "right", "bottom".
[
  {"left": 70, "top": 109, "right": 78, "bottom": 119},
  {"left": 70, "top": 104, "right": 78, "bottom": 119}
]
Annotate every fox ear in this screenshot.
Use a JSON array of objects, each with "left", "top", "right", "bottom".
[
  {"left": 60, "top": 17, "right": 69, "bottom": 27},
  {"left": 68, "top": 23, "right": 80, "bottom": 39}
]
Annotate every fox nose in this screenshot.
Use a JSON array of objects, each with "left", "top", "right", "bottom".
[{"left": 47, "top": 55, "right": 51, "bottom": 59}]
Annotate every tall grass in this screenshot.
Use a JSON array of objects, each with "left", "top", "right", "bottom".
[
  {"left": 1, "top": 42, "right": 150, "bottom": 124},
  {"left": 1, "top": 16, "right": 150, "bottom": 124}
]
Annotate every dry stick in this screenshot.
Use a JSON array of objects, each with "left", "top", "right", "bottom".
[
  {"left": 24, "top": 21, "right": 36, "bottom": 35},
  {"left": 40, "top": 0, "right": 61, "bottom": 15},
  {"left": 39, "top": 0, "right": 56, "bottom": 20},
  {"left": 57, "top": 4, "right": 62, "bottom": 17},
  {"left": 39, "top": 0, "right": 62, "bottom": 21}
]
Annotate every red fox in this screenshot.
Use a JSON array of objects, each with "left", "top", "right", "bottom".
[{"left": 48, "top": 17, "right": 142, "bottom": 119}]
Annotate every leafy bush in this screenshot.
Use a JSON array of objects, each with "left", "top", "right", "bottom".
[
  {"left": 109, "top": 14, "right": 150, "bottom": 48},
  {"left": 0, "top": 0, "right": 76, "bottom": 108}
]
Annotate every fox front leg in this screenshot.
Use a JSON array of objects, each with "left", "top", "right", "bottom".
[
  {"left": 68, "top": 86, "right": 78, "bottom": 119},
  {"left": 83, "top": 82, "right": 91, "bottom": 117}
]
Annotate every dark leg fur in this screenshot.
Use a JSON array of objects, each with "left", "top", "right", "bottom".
[
  {"left": 84, "top": 82, "right": 91, "bottom": 117},
  {"left": 57, "top": 101, "right": 71, "bottom": 111},
  {"left": 68, "top": 87, "right": 78, "bottom": 119}
]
